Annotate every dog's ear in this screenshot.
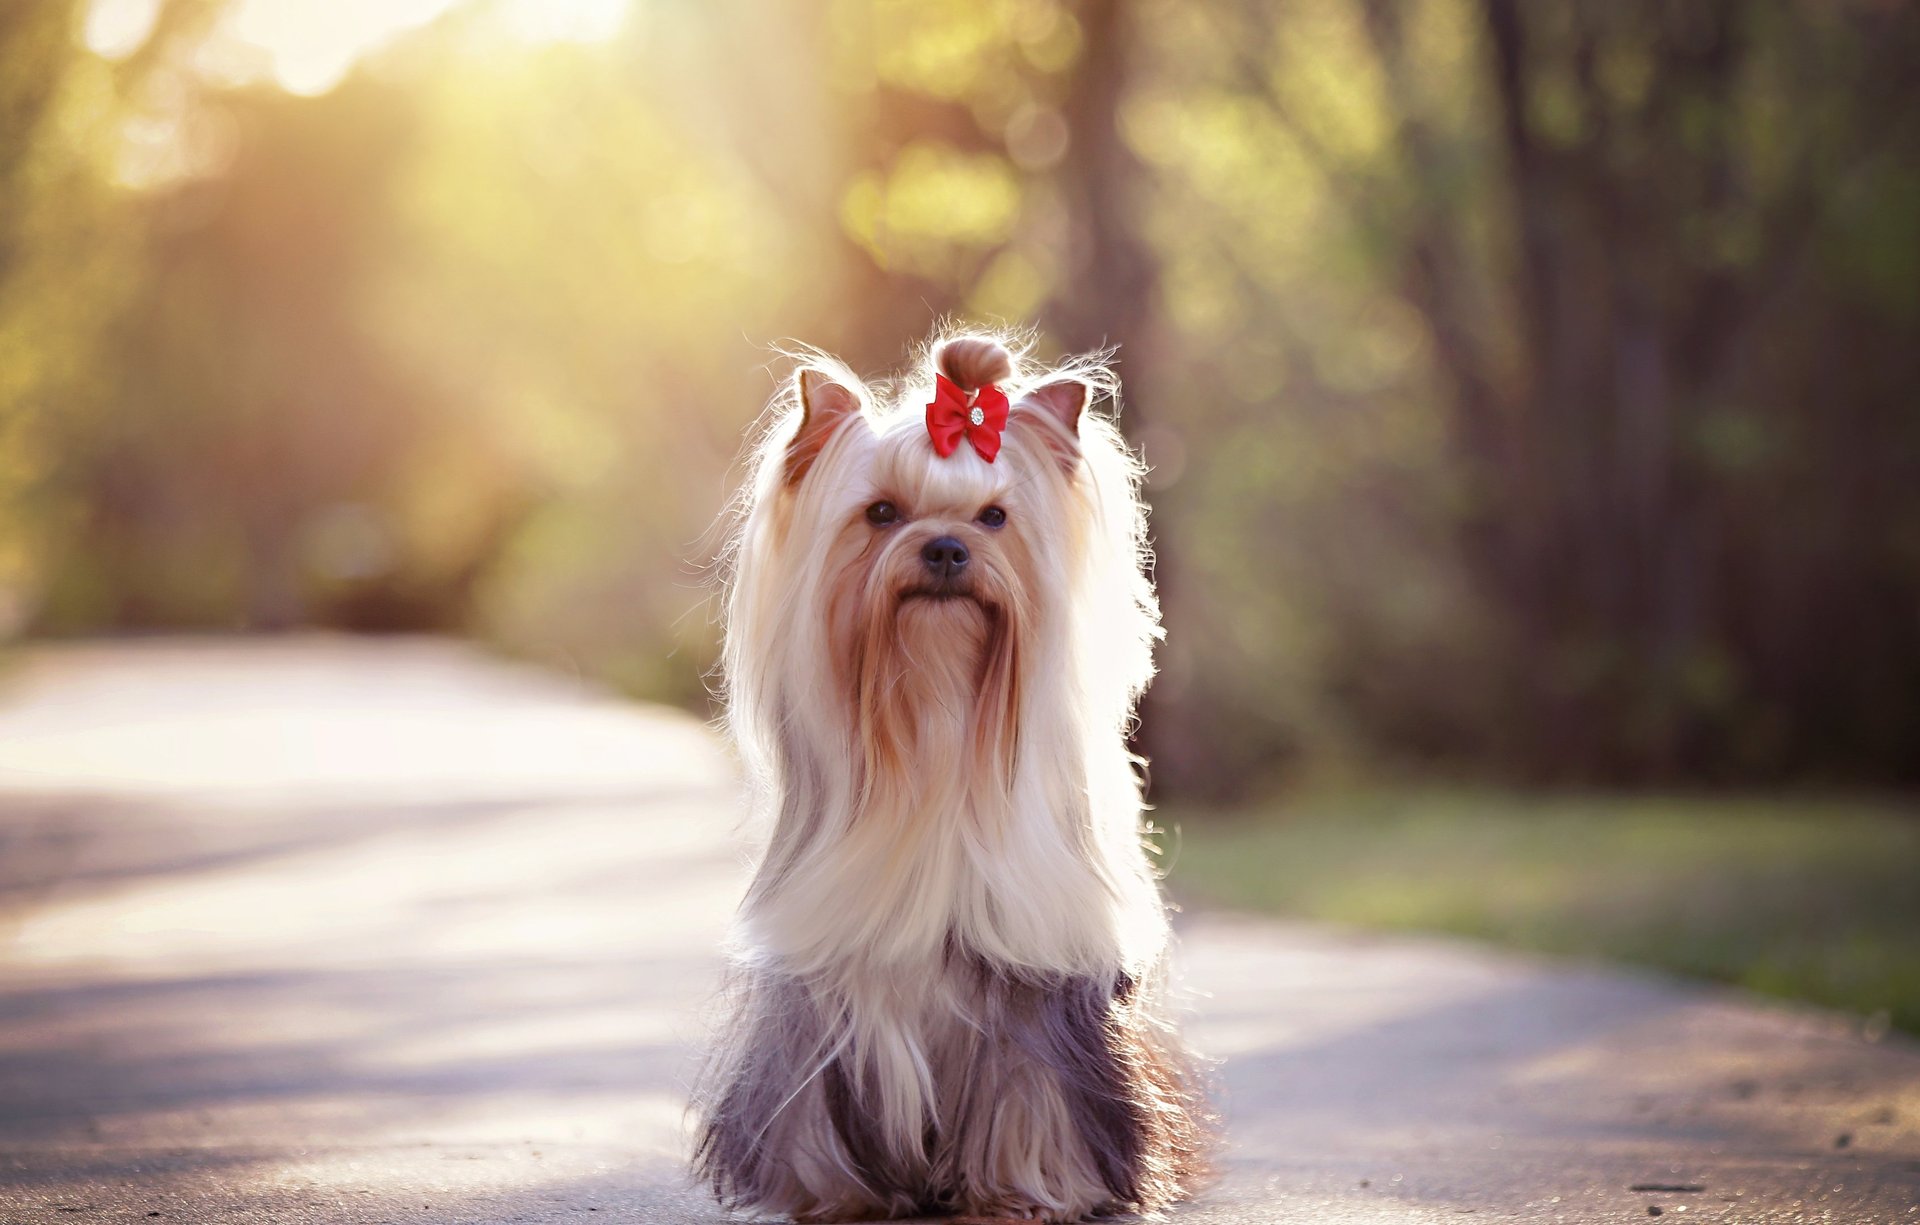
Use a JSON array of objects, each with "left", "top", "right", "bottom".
[
  {"left": 784, "top": 368, "right": 862, "bottom": 485},
  {"left": 1013, "top": 379, "right": 1089, "bottom": 473}
]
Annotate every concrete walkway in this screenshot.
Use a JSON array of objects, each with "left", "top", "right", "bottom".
[{"left": 0, "top": 639, "right": 1913, "bottom": 1224}]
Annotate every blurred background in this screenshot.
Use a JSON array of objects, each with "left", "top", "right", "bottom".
[{"left": 2, "top": 0, "right": 1917, "bottom": 1026}]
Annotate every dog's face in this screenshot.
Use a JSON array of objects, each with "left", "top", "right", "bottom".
[{"left": 772, "top": 360, "right": 1089, "bottom": 777}]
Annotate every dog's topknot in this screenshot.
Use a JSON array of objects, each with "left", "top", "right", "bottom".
[{"left": 934, "top": 335, "right": 1015, "bottom": 392}]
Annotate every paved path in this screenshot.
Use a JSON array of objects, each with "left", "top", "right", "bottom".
[{"left": 0, "top": 639, "right": 1913, "bottom": 1224}]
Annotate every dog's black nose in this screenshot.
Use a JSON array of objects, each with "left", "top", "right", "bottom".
[{"left": 921, "top": 536, "right": 970, "bottom": 577}]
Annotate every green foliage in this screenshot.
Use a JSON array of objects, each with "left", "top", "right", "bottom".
[
  {"left": 0, "top": 0, "right": 1916, "bottom": 787},
  {"left": 1165, "top": 790, "right": 1920, "bottom": 1033},
  {"left": 1128, "top": 0, "right": 1920, "bottom": 790},
  {"left": 0, "top": 2, "right": 141, "bottom": 629}
]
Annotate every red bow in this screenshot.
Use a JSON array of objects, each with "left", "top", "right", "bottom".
[{"left": 925, "top": 374, "right": 1010, "bottom": 462}]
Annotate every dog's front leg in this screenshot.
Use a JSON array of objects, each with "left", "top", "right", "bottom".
[{"left": 928, "top": 970, "right": 1155, "bottom": 1223}]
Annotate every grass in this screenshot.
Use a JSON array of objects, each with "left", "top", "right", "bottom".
[{"left": 1158, "top": 789, "right": 1920, "bottom": 1034}]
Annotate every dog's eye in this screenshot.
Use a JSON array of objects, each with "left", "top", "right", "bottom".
[
  {"left": 865, "top": 501, "right": 899, "bottom": 526},
  {"left": 977, "top": 505, "right": 1008, "bottom": 529}
]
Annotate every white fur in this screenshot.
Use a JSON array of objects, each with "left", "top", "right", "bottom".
[{"left": 723, "top": 363, "right": 1163, "bottom": 980}]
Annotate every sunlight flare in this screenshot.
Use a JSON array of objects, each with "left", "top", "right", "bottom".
[{"left": 87, "top": 0, "right": 635, "bottom": 96}]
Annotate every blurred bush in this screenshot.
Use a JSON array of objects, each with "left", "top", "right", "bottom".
[{"left": 1, "top": 0, "right": 1916, "bottom": 794}]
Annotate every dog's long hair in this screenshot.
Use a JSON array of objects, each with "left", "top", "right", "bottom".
[{"left": 695, "top": 331, "right": 1208, "bottom": 1222}]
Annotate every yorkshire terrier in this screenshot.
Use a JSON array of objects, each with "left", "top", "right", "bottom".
[{"left": 694, "top": 332, "right": 1207, "bottom": 1222}]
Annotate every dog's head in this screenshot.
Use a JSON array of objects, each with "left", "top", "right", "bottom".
[{"left": 724, "top": 331, "right": 1157, "bottom": 799}]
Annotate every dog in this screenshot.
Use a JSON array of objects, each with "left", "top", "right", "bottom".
[{"left": 694, "top": 332, "right": 1207, "bottom": 1222}]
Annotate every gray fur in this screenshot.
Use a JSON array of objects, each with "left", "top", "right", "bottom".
[{"left": 694, "top": 952, "right": 1206, "bottom": 1221}]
